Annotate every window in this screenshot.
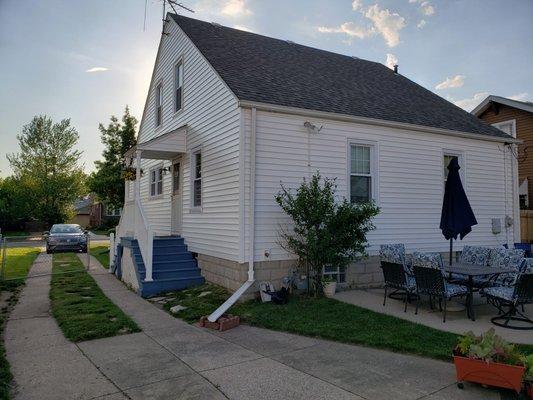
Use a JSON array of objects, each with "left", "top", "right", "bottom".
[
  {"left": 350, "top": 144, "right": 374, "bottom": 204},
  {"left": 172, "top": 162, "right": 180, "bottom": 194},
  {"left": 155, "top": 83, "right": 163, "bottom": 127},
  {"left": 174, "top": 61, "right": 183, "bottom": 112},
  {"left": 492, "top": 120, "right": 516, "bottom": 138},
  {"left": 192, "top": 151, "right": 202, "bottom": 207},
  {"left": 443, "top": 152, "right": 463, "bottom": 184},
  {"left": 323, "top": 265, "right": 346, "bottom": 283},
  {"left": 150, "top": 167, "right": 164, "bottom": 197}
]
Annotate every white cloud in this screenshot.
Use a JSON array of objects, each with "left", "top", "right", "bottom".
[
  {"left": 435, "top": 75, "right": 465, "bottom": 90},
  {"left": 408, "top": 0, "right": 419, "bottom": 3},
  {"left": 508, "top": 92, "right": 529, "bottom": 101},
  {"left": 86, "top": 67, "right": 109, "bottom": 73},
  {"left": 352, "top": 0, "right": 363, "bottom": 11},
  {"left": 221, "top": 0, "right": 251, "bottom": 17},
  {"left": 318, "top": 22, "right": 374, "bottom": 40},
  {"left": 233, "top": 24, "right": 253, "bottom": 32},
  {"left": 417, "top": 19, "right": 426, "bottom": 28},
  {"left": 454, "top": 92, "right": 489, "bottom": 111},
  {"left": 364, "top": 4, "right": 406, "bottom": 47},
  {"left": 420, "top": 1, "right": 435, "bottom": 15},
  {"left": 385, "top": 53, "right": 398, "bottom": 70}
]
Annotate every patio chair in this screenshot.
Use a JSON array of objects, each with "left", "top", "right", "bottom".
[
  {"left": 482, "top": 247, "right": 526, "bottom": 288},
  {"left": 380, "top": 244, "right": 415, "bottom": 312},
  {"left": 448, "top": 245, "right": 492, "bottom": 284},
  {"left": 481, "top": 273, "right": 533, "bottom": 330},
  {"left": 412, "top": 252, "right": 468, "bottom": 322}
]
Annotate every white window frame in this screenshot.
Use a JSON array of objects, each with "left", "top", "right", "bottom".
[
  {"left": 173, "top": 58, "right": 184, "bottom": 114},
  {"left": 322, "top": 265, "right": 346, "bottom": 283},
  {"left": 492, "top": 119, "right": 517, "bottom": 138},
  {"left": 149, "top": 165, "right": 164, "bottom": 199},
  {"left": 347, "top": 140, "right": 379, "bottom": 205},
  {"left": 443, "top": 150, "right": 466, "bottom": 188},
  {"left": 190, "top": 148, "right": 202, "bottom": 212},
  {"left": 155, "top": 81, "right": 163, "bottom": 128}
]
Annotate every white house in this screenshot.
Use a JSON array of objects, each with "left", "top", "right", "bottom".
[{"left": 115, "top": 14, "right": 519, "bottom": 303}]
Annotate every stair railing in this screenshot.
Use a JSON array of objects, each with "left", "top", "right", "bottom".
[{"left": 134, "top": 198, "right": 154, "bottom": 282}]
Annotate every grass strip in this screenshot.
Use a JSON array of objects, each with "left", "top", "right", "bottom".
[
  {"left": 164, "top": 283, "right": 533, "bottom": 362},
  {"left": 90, "top": 245, "right": 110, "bottom": 269},
  {"left": 0, "top": 247, "right": 40, "bottom": 400},
  {"left": 50, "top": 252, "right": 139, "bottom": 342}
]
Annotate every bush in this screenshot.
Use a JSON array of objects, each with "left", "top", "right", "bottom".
[{"left": 275, "top": 172, "right": 380, "bottom": 295}]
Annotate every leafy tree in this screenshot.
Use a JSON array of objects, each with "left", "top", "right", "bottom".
[
  {"left": 0, "top": 176, "right": 33, "bottom": 231},
  {"left": 87, "top": 106, "right": 137, "bottom": 208},
  {"left": 275, "top": 172, "right": 380, "bottom": 296},
  {"left": 7, "top": 115, "right": 85, "bottom": 226}
]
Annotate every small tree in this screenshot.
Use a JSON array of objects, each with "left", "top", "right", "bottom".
[
  {"left": 7, "top": 116, "right": 86, "bottom": 226},
  {"left": 275, "top": 172, "right": 380, "bottom": 296},
  {"left": 87, "top": 106, "right": 137, "bottom": 209}
]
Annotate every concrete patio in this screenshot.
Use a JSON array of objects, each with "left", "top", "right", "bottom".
[{"left": 335, "top": 288, "right": 533, "bottom": 344}]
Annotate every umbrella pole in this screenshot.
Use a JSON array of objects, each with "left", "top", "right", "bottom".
[{"left": 449, "top": 238, "right": 453, "bottom": 266}]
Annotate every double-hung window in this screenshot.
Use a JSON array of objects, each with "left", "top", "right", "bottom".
[
  {"left": 174, "top": 61, "right": 183, "bottom": 112},
  {"left": 155, "top": 83, "right": 163, "bottom": 127},
  {"left": 192, "top": 151, "right": 202, "bottom": 208},
  {"left": 350, "top": 143, "right": 374, "bottom": 204},
  {"left": 443, "top": 152, "right": 464, "bottom": 186},
  {"left": 150, "top": 167, "right": 163, "bottom": 197}
]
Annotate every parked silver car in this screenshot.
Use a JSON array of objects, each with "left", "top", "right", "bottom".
[{"left": 45, "top": 224, "right": 88, "bottom": 254}]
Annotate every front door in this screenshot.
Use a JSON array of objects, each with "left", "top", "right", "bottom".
[{"left": 171, "top": 157, "right": 182, "bottom": 234}]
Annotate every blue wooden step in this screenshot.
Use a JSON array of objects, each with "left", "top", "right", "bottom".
[{"left": 140, "top": 276, "right": 205, "bottom": 297}]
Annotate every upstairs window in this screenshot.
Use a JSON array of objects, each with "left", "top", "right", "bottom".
[
  {"left": 174, "top": 61, "right": 183, "bottom": 112},
  {"left": 443, "top": 152, "right": 464, "bottom": 186},
  {"left": 350, "top": 144, "right": 374, "bottom": 204},
  {"left": 192, "top": 151, "right": 202, "bottom": 207},
  {"left": 155, "top": 83, "right": 163, "bottom": 127},
  {"left": 150, "top": 167, "right": 163, "bottom": 197},
  {"left": 492, "top": 120, "right": 516, "bottom": 138}
]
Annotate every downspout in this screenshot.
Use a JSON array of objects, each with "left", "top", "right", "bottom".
[{"left": 207, "top": 107, "right": 257, "bottom": 322}]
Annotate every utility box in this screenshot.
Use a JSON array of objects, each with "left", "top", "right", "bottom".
[{"left": 492, "top": 218, "right": 502, "bottom": 234}]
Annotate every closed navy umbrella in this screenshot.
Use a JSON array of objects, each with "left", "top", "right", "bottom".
[{"left": 440, "top": 157, "right": 477, "bottom": 265}]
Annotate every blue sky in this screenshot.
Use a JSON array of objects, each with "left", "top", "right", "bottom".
[{"left": 1, "top": 0, "right": 532, "bottom": 177}]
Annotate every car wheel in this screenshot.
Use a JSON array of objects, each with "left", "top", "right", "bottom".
[
  {"left": 46, "top": 247, "right": 52, "bottom": 254},
  {"left": 81, "top": 247, "right": 88, "bottom": 253}
]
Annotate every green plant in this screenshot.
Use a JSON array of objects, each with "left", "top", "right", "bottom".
[
  {"left": 524, "top": 354, "right": 533, "bottom": 382},
  {"left": 455, "top": 329, "right": 524, "bottom": 366},
  {"left": 275, "top": 172, "right": 379, "bottom": 296}
]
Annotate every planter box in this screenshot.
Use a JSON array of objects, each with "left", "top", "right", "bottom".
[{"left": 453, "top": 355, "right": 525, "bottom": 393}]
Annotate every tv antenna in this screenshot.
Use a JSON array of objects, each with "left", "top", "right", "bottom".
[{"left": 143, "top": 0, "right": 194, "bottom": 32}]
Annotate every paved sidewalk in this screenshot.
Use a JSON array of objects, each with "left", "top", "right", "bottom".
[{"left": 5, "top": 253, "right": 502, "bottom": 399}]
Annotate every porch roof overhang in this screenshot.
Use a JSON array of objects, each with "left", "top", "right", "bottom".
[{"left": 125, "top": 125, "right": 187, "bottom": 160}]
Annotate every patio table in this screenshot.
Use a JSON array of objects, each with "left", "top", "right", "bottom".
[{"left": 443, "top": 263, "right": 516, "bottom": 321}]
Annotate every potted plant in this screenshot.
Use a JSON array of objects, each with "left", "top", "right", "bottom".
[
  {"left": 323, "top": 276, "right": 337, "bottom": 298},
  {"left": 524, "top": 355, "right": 533, "bottom": 399},
  {"left": 453, "top": 329, "right": 526, "bottom": 394}
]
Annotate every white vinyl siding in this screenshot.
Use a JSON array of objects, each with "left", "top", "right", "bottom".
[
  {"left": 244, "top": 109, "right": 517, "bottom": 262},
  {"left": 135, "top": 18, "right": 241, "bottom": 261}
]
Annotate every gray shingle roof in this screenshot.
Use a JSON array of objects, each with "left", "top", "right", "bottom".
[{"left": 170, "top": 14, "right": 510, "bottom": 140}]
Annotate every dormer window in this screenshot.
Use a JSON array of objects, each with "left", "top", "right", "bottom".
[
  {"left": 174, "top": 61, "right": 183, "bottom": 112},
  {"left": 155, "top": 82, "right": 163, "bottom": 127}
]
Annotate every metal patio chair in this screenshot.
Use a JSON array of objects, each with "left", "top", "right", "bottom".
[
  {"left": 380, "top": 244, "right": 415, "bottom": 312},
  {"left": 481, "top": 273, "right": 533, "bottom": 330},
  {"left": 412, "top": 252, "right": 468, "bottom": 323}
]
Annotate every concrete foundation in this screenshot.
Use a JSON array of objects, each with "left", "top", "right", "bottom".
[{"left": 198, "top": 250, "right": 463, "bottom": 295}]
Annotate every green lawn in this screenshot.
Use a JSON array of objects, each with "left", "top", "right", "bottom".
[
  {"left": 164, "top": 283, "right": 533, "bottom": 362},
  {"left": 1, "top": 247, "right": 40, "bottom": 291},
  {"left": 90, "top": 245, "right": 110, "bottom": 269},
  {"left": 0, "top": 247, "right": 40, "bottom": 400},
  {"left": 50, "top": 252, "right": 139, "bottom": 342}
]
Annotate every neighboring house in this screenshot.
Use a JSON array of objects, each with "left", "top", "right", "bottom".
[
  {"left": 70, "top": 197, "right": 93, "bottom": 228},
  {"left": 115, "top": 14, "right": 519, "bottom": 299},
  {"left": 70, "top": 196, "right": 122, "bottom": 229},
  {"left": 473, "top": 95, "right": 533, "bottom": 209}
]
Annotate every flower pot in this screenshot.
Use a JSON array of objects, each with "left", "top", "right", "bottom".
[
  {"left": 453, "top": 355, "right": 525, "bottom": 393},
  {"left": 323, "top": 282, "right": 337, "bottom": 298}
]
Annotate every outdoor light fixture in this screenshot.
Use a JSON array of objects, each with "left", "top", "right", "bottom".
[
  {"left": 162, "top": 166, "right": 171, "bottom": 175},
  {"left": 303, "top": 121, "right": 323, "bottom": 134}
]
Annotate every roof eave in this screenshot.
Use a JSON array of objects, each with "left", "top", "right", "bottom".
[
  {"left": 472, "top": 95, "right": 533, "bottom": 116},
  {"left": 239, "top": 100, "right": 520, "bottom": 144}
]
